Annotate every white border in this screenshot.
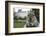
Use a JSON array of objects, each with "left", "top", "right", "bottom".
[{"left": 8, "top": 3, "right": 43, "bottom": 33}]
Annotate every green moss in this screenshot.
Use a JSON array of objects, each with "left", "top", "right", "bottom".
[{"left": 14, "top": 16, "right": 26, "bottom": 28}]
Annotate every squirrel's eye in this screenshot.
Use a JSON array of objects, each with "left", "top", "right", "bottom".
[{"left": 28, "top": 15, "right": 29, "bottom": 16}]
